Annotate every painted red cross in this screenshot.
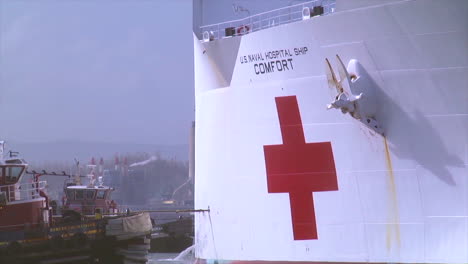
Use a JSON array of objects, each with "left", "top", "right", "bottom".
[{"left": 263, "top": 96, "right": 338, "bottom": 240}]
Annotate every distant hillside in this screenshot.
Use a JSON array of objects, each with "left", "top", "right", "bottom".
[{"left": 6, "top": 140, "right": 189, "bottom": 164}]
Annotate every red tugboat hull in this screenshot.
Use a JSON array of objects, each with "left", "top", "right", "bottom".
[{"left": 0, "top": 198, "right": 47, "bottom": 232}]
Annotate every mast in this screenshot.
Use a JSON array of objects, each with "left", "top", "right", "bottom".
[
  {"left": 87, "top": 157, "right": 97, "bottom": 187},
  {"left": 0, "top": 141, "right": 4, "bottom": 160},
  {"left": 74, "top": 159, "right": 82, "bottom": 185}
]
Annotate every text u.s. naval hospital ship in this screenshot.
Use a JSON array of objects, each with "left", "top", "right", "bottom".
[{"left": 193, "top": 0, "right": 467, "bottom": 263}]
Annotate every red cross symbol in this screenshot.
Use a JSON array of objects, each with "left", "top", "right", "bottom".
[{"left": 263, "top": 96, "right": 338, "bottom": 240}]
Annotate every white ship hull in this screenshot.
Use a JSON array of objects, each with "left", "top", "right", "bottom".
[{"left": 193, "top": 0, "right": 468, "bottom": 263}]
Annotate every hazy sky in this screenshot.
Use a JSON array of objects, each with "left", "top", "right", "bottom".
[{"left": 0, "top": 0, "right": 194, "bottom": 145}]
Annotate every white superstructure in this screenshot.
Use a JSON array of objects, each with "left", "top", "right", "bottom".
[{"left": 193, "top": 0, "right": 468, "bottom": 263}]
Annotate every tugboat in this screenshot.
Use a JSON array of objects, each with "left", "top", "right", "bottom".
[
  {"left": 0, "top": 141, "right": 54, "bottom": 260},
  {"left": 61, "top": 158, "right": 119, "bottom": 218},
  {"left": 60, "top": 158, "right": 154, "bottom": 263},
  {"left": 0, "top": 141, "right": 153, "bottom": 263}
]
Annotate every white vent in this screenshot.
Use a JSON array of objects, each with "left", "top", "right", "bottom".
[
  {"left": 302, "top": 7, "right": 311, "bottom": 20},
  {"left": 202, "top": 31, "right": 215, "bottom": 42}
]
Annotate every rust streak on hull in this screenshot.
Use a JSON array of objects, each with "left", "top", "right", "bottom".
[{"left": 384, "top": 137, "right": 401, "bottom": 251}]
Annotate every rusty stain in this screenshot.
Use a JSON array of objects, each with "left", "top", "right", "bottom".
[{"left": 384, "top": 137, "right": 401, "bottom": 251}]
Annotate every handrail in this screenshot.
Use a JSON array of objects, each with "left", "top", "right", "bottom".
[
  {"left": 101, "top": 208, "right": 209, "bottom": 216},
  {"left": 199, "top": 0, "right": 336, "bottom": 41},
  {"left": 0, "top": 180, "right": 46, "bottom": 202}
]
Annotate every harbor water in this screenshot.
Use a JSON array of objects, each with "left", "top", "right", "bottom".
[{"left": 148, "top": 252, "right": 193, "bottom": 264}]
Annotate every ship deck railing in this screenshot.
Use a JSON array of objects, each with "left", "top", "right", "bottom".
[
  {"left": 199, "top": 0, "right": 336, "bottom": 41},
  {"left": 0, "top": 180, "right": 46, "bottom": 203}
]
